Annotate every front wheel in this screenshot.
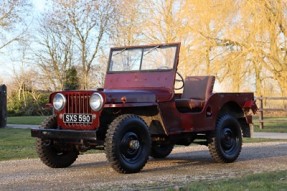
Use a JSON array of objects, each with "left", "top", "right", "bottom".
[
  {"left": 36, "top": 116, "right": 79, "bottom": 168},
  {"left": 105, "top": 114, "right": 151, "bottom": 173},
  {"left": 208, "top": 114, "right": 242, "bottom": 163}
]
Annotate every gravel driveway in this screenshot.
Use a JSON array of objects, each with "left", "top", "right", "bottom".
[{"left": 0, "top": 141, "right": 286, "bottom": 191}]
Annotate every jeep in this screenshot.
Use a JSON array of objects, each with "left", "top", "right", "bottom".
[{"left": 31, "top": 43, "right": 257, "bottom": 173}]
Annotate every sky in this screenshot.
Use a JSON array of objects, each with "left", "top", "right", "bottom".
[{"left": 0, "top": 0, "right": 44, "bottom": 84}]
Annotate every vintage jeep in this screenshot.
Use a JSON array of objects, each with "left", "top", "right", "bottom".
[{"left": 31, "top": 43, "right": 257, "bottom": 173}]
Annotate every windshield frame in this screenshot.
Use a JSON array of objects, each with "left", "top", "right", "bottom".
[{"left": 107, "top": 43, "right": 180, "bottom": 74}]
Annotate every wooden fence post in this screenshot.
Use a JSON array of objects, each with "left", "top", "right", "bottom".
[
  {"left": 259, "top": 96, "right": 264, "bottom": 129},
  {"left": 0, "top": 84, "right": 7, "bottom": 128}
]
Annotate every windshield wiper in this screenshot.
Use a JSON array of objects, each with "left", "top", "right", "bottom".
[
  {"left": 113, "top": 48, "right": 127, "bottom": 56},
  {"left": 143, "top": 45, "right": 160, "bottom": 56}
]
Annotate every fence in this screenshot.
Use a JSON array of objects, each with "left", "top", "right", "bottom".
[
  {"left": 256, "top": 96, "right": 287, "bottom": 129},
  {"left": 0, "top": 84, "right": 7, "bottom": 128}
]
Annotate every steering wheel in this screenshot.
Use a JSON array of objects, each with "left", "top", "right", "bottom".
[
  {"left": 157, "top": 66, "right": 184, "bottom": 90},
  {"left": 175, "top": 71, "right": 184, "bottom": 90}
]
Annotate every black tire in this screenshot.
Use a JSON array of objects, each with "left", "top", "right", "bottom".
[
  {"left": 105, "top": 114, "right": 151, "bottom": 173},
  {"left": 150, "top": 144, "right": 174, "bottom": 159},
  {"left": 208, "top": 114, "right": 242, "bottom": 163},
  {"left": 36, "top": 116, "right": 79, "bottom": 168}
]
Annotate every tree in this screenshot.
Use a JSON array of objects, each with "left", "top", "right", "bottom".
[
  {"left": 64, "top": 66, "right": 80, "bottom": 90},
  {"left": 35, "top": 17, "right": 73, "bottom": 91},
  {"left": 0, "top": 0, "right": 31, "bottom": 50},
  {"left": 16, "top": 0, "right": 287, "bottom": 97},
  {"left": 111, "top": 0, "right": 144, "bottom": 46},
  {"left": 37, "top": 0, "right": 116, "bottom": 90},
  {"left": 242, "top": 0, "right": 287, "bottom": 96},
  {"left": 142, "top": 0, "right": 185, "bottom": 43},
  {"left": 180, "top": 0, "right": 243, "bottom": 86},
  {"left": 7, "top": 64, "right": 49, "bottom": 116},
  {"left": 183, "top": 0, "right": 287, "bottom": 95}
]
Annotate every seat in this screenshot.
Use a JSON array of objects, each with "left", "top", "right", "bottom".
[{"left": 175, "top": 76, "right": 215, "bottom": 112}]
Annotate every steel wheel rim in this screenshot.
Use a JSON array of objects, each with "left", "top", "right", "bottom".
[
  {"left": 120, "top": 131, "right": 142, "bottom": 162},
  {"left": 220, "top": 126, "right": 239, "bottom": 154}
]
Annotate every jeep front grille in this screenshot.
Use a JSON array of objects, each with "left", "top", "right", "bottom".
[
  {"left": 60, "top": 92, "right": 97, "bottom": 130},
  {"left": 66, "top": 93, "right": 92, "bottom": 114}
]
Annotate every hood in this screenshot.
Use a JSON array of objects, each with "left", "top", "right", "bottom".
[{"left": 103, "top": 89, "right": 156, "bottom": 104}]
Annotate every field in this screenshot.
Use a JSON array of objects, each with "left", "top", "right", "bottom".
[
  {"left": 0, "top": 128, "right": 37, "bottom": 161},
  {"left": 253, "top": 116, "right": 287, "bottom": 133},
  {"left": 7, "top": 116, "right": 47, "bottom": 125}
]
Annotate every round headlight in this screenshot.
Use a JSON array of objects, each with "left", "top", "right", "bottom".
[
  {"left": 53, "top": 93, "right": 66, "bottom": 111},
  {"left": 90, "top": 93, "right": 104, "bottom": 111}
]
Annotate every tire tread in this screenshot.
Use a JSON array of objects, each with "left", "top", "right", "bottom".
[
  {"left": 105, "top": 114, "right": 151, "bottom": 173},
  {"left": 36, "top": 116, "right": 79, "bottom": 168},
  {"left": 208, "top": 114, "right": 242, "bottom": 163}
]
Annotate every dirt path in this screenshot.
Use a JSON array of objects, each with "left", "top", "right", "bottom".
[{"left": 0, "top": 142, "right": 287, "bottom": 191}]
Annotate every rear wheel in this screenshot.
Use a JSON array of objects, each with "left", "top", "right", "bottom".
[
  {"left": 36, "top": 116, "right": 79, "bottom": 168},
  {"left": 105, "top": 114, "right": 151, "bottom": 173},
  {"left": 150, "top": 144, "right": 174, "bottom": 159},
  {"left": 208, "top": 114, "right": 242, "bottom": 163}
]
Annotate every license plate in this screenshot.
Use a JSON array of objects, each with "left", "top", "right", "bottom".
[{"left": 63, "top": 114, "right": 93, "bottom": 123}]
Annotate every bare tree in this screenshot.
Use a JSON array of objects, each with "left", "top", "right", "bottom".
[
  {"left": 35, "top": 17, "right": 74, "bottom": 91},
  {"left": 246, "top": 0, "right": 287, "bottom": 96},
  {"left": 180, "top": 0, "right": 244, "bottom": 86},
  {"left": 142, "top": 0, "right": 183, "bottom": 43},
  {"left": 0, "top": 0, "right": 31, "bottom": 51},
  {"left": 29, "top": 0, "right": 287, "bottom": 96},
  {"left": 111, "top": 0, "right": 143, "bottom": 46},
  {"left": 7, "top": 45, "right": 37, "bottom": 113},
  {"left": 201, "top": 0, "right": 287, "bottom": 95},
  {"left": 37, "top": 0, "right": 116, "bottom": 90}
]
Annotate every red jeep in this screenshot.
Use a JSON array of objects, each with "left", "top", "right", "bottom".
[{"left": 31, "top": 43, "right": 257, "bottom": 173}]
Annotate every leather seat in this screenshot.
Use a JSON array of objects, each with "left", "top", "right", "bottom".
[{"left": 176, "top": 76, "right": 215, "bottom": 111}]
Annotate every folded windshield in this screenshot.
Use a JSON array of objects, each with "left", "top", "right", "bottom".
[{"left": 108, "top": 44, "right": 177, "bottom": 72}]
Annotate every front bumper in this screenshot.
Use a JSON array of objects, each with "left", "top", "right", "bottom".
[{"left": 31, "top": 128, "right": 98, "bottom": 141}]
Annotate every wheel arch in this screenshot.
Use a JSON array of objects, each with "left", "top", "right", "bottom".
[
  {"left": 218, "top": 101, "right": 251, "bottom": 137},
  {"left": 98, "top": 105, "right": 165, "bottom": 140},
  {"left": 120, "top": 105, "right": 166, "bottom": 135}
]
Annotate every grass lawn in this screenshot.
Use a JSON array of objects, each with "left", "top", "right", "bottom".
[
  {"left": 253, "top": 116, "right": 287, "bottom": 133},
  {"left": 7, "top": 116, "right": 47, "bottom": 125},
  {"left": 0, "top": 128, "right": 101, "bottom": 161},
  {"left": 0, "top": 128, "right": 37, "bottom": 161},
  {"left": 178, "top": 170, "right": 287, "bottom": 191},
  {"left": 243, "top": 137, "right": 287, "bottom": 143}
]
